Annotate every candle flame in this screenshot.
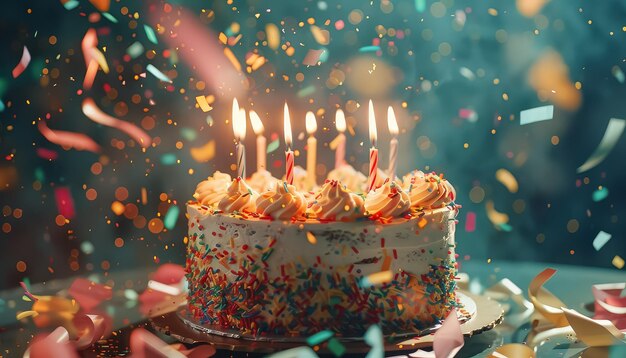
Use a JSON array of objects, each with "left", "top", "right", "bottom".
[
  {"left": 387, "top": 106, "right": 398, "bottom": 136},
  {"left": 232, "top": 98, "right": 239, "bottom": 122},
  {"left": 249, "top": 110, "right": 264, "bottom": 135},
  {"left": 284, "top": 102, "right": 292, "bottom": 148},
  {"left": 305, "top": 111, "right": 317, "bottom": 134},
  {"left": 233, "top": 107, "right": 246, "bottom": 141},
  {"left": 335, "top": 109, "right": 346, "bottom": 133},
  {"left": 368, "top": 99, "right": 377, "bottom": 147}
]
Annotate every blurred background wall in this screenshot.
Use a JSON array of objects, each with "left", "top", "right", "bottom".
[{"left": 0, "top": 0, "right": 624, "bottom": 289}]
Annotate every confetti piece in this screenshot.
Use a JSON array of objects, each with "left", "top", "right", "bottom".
[
  {"left": 82, "top": 98, "right": 152, "bottom": 148},
  {"left": 128, "top": 328, "right": 186, "bottom": 357},
  {"left": 143, "top": 24, "right": 158, "bottom": 44},
  {"left": 306, "top": 330, "right": 333, "bottom": 346},
  {"left": 613, "top": 256, "right": 625, "bottom": 270},
  {"left": 80, "top": 241, "right": 95, "bottom": 255},
  {"left": 459, "top": 67, "right": 476, "bottom": 80},
  {"left": 20, "top": 282, "right": 39, "bottom": 302},
  {"left": 267, "top": 138, "right": 280, "bottom": 153},
  {"left": 63, "top": 0, "right": 80, "bottom": 10},
  {"left": 12, "top": 46, "right": 31, "bottom": 78},
  {"left": 101, "top": 12, "right": 118, "bottom": 23},
  {"left": 148, "top": 280, "right": 181, "bottom": 296},
  {"left": 415, "top": 0, "right": 426, "bottom": 12},
  {"left": 360, "top": 270, "right": 393, "bottom": 287},
  {"left": 195, "top": 95, "right": 213, "bottom": 112},
  {"left": 593, "top": 231, "right": 612, "bottom": 251},
  {"left": 152, "top": 263, "right": 186, "bottom": 285},
  {"left": 126, "top": 41, "right": 145, "bottom": 59},
  {"left": 592, "top": 187, "right": 609, "bottom": 202},
  {"left": 359, "top": 45, "right": 381, "bottom": 53},
  {"left": 164, "top": 205, "right": 180, "bottom": 230},
  {"left": 612, "top": 66, "right": 625, "bottom": 84},
  {"left": 88, "top": 0, "right": 110, "bottom": 12},
  {"left": 190, "top": 140, "right": 216, "bottom": 162},
  {"left": 223, "top": 48, "right": 242, "bottom": 72},
  {"left": 266, "top": 23, "right": 280, "bottom": 50},
  {"left": 485, "top": 200, "right": 509, "bottom": 227},
  {"left": 306, "top": 231, "right": 317, "bottom": 245},
  {"left": 327, "top": 338, "right": 346, "bottom": 357},
  {"left": 161, "top": 153, "right": 177, "bottom": 165},
  {"left": 68, "top": 278, "right": 112, "bottom": 311},
  {"left": 180, "top": 127, "right": 197, "bottom": 141},
  {"left": 125, "top": 289, "right": 139, "bottom": 301},
  {"left": 36, "top": 147, "right": 59, "bottom": 160},
  {"left": 458, "top": 108, "right": 478, "bottom": 122},
  {"left": 495, "top": 168, "right": 519, "bottom": 193},
  {"left": 302, "top": 49, "right": 325, "bottom": 66},
  {"left": 297, "top": 85, "right": 316, "bottom": 98},
  {"left": 528, "top": 50, "right": 581, "bottom": 110},
  {"left": 528, "top": 268, "right": 569, "bottom": 327},
  {"left": 577, "top": 118, "right": 626, "bottom": 173},
  {"left": 465, "top": 212, "right": 476, "bottom": 232},
  {"left": 592, "top": 283, "right": 626, "bottom": 330},
  {"left": 17, "top": 310, "right": 39, "bottom": 320},
  {"left": 364, "top": 325, "right": 383, "bottom": 358},
  {"left": 561, "top": 307, "right": 626, "bottom": 347},
  {"left": 37, "top": 121, "right": 101, "bottom": 153},
  {"left": 146, "top": 64, "right": 173, "bottom": 83},
  {"left": 266, "top": 347, "right": 318, "bottom": 358},
  {"left": 27, "top": 327, "right": 79, "bottom": 358},
  {"left": 411, "top": 310, "right": 464, "bottom": 358},
  {"left": 310, "top": 25, "right": 330, "bottom": 45},
  {"left": 520, "top": 105, "right": 554, "bottom": 125},
  {"left": 54, "top": 187, "right": 76, "bottom": 219}
]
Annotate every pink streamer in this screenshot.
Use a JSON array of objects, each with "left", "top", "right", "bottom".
[
  {"left": 593, "top": 283, "right": 626, "bottom": 330},
  {"left": 37, "top": 120, "right": 101, "bottom": 153},
  {"left": 82, "top": 98, "right": 152, "bottom": 148},
  {"left": 68, "top": 278, "right": 113, "bottom": 312},
  {"left": 12, "top": 46, "right": 31, "bottom": 78}
]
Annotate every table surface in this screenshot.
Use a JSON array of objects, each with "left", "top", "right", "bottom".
[{"left": 1, "top": 260, "right": 623, "bottom": 357}]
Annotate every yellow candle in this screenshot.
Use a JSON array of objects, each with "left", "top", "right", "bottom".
[
  {"left": 249, "top": 110, "right": 266, "bottom": 172},
  {"left": 305, "top": 111, "right": 317, "bottom": 189}
]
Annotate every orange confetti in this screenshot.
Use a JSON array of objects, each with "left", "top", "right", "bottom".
[
  {"left": 37, "top": 120, "right": 101, "bottom": 153},
  {"left": 88, "top": 0, "right": 110, "bottom": 12},
  {"left": 190, "top": 140, "right": 216, "bottom": 163},
  {"left": 223, "top": 48, "right": 241, "bottom": 72},
  {"left": 517, "top": 0, "right": 549, "bottom": 17},
  {"left": 195, "top": 95, "right": 213, "bottom": 112},
  {"left": 528, "top": 50, "right": 581, "bottom": 110},
  {"left": 265, "top": 23, "right": 280, "bottom": 50},
  {"left": 82, "top": 98, "right": 152, "bottom": 148},
  {"left": 310, "top": 25, "right": 330, "bottom": 45}
]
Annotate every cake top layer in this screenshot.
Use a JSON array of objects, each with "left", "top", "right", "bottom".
[{"left": 192, "top": 166, "right": 457, "bottom": 223}]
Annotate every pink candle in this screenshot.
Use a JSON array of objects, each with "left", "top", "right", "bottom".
[
  {"left": 367, "top": 100, "right": 378, "bottom": 192},
  {"left": 284, "top": 102, "right": 294, "bottom": 185},
  {"left": 387, "top": 106, "right": 399, "bottom": 180},
  {"left": 334, "top": 109, "right": 347, "bottom": 169}
]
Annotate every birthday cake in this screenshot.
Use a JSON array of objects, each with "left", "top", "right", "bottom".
[{"left": 185, "top": 169, "right": 459, "bottom": 337}]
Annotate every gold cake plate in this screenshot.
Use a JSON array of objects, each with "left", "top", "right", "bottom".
[{"left": 150, "top": 291, "right": 503, "bottom": 354}]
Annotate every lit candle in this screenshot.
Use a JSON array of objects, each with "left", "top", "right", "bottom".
[
  {"left": 305, "top": 111, "right": 317, "bottom": 188},
  {"left": 367, "top": 100, "right": 378, "bottom": 192},
  {"left": 232, "top": 99, "right": 246, "bottom": 178},
  {"left": 249, "top": 110, "right": 266, "bottom": 172},
  {"left": 334, "top": 109, "right": 346, "bottom": 169},
  {"left": 387, "top": 106, "right": 399, "bottom": 180},
  {"left": 284, "top": 102, "right": 294, "bottom": 185}
]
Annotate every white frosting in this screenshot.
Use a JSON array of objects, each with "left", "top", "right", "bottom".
[
  {"left": 248, "top": 170, "right": 280, "bottom": 193},
  {"left": 193, "top": 171, "right": 231, "bottom": 207},
  {"left": 327, "top": 165, "right": 367, "bottom": 193}
]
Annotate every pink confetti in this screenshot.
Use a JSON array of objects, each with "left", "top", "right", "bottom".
[
  {"left": 593, "top": 283, "right": 626, "bottom": 330},
  {"left": 12, "top": 46, "right": 31, "bottom": 78},
  {"left": 28, "top": 327, "right": 79, "bottom": 358},
  {"left": 302, "top": 49, "right": 325, "bottom": 66},
  {"left": 151, "top": 263, "right": 186, "bottom": 285},
  {"left": 36, "top": 147, "right": 59, "bottom": 160},
  {"left": 335, "top": 20, "right": 345, "bottom": 30},
  {"left": 37, "top": 120, "right": 101, "bottom": 153},
  {"left": 459, "top": 108, "right": 478, "bottom": 122},
  {"left": 54, "top": 187, "right": 76, "bottom": 219},
  {"left": 68, "top": 278, "right": 113, "bottom": 311},
  {"left": 465, "top": 212, "right": 476, "bottom": 232},
  {"left": 82, "top": 98, "right": 152, "bottom": 148},
  {"left": 20, "top": 281, "right": 38, "bottom": 302},
  {"left": 411, "top": 310, "right": 464, "bottom": 357}
]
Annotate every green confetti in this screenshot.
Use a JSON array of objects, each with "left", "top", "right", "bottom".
[
  {"left": 267, "top": 139, "right": 280, "bottom": 153},
  {"left": 160, "top": 153, "right": 177, "bottom": 165},
  {"left": 327, "top": 338, "right": 345, "bottom": 357},
  {"left": 34, "top": 167, "right": 45, "bottom": 182},
  {"left": 297, "top": 85, "right": 316, "bottom": 98},
  {"left": 306, "top": 330, "right": 333, "bottom": 346},
  {"left": 415, "top": 0, "right": 426, "bottom": 13},
  {"left": 126, "top": 42, "right": 145, "bottom": 59},
  {"left": 144, "top": 24, "right": 158, "bottom": 44},
  {"left": 359, "top": 46, "right": 381, "bottom": 53},
  {"left": 63, "top": 0, "right": 79, "bottom": 10},
  {"left": 102, "top": 12, "right": 118, "bottom": 23},
  {"left": 80, "top": 241, "right": 95, "bottom": 255},
  {"left": 164, "top": 205, "right": 180, "bottom": 230},
  {"left": 364, "top": 325, "right": 383, "bottom": 358},
  {"left": 266, "top": 347, "right": 318, "bottom": 358},
  {"left": 146, "top": 64, "right": 173, "bottom": 83},
  {"left": 592, "top": 187, "right": 609, "bottom": 202},
  {"left": 180, "top": 127, "right": 197, "bottom": 141}
]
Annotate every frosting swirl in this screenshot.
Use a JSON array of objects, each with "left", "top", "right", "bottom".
[
  {"left": 311, "top": 180, "right": 365, "bottom": 221},
  {"left": 284, "top": 165, "right": 310, "bottom": 192},
  {"left": 218, "top": 178, "right": 258, "bottom": 213},
  {"left": 256, "top": 181, "right": 307, "bottom": 220},
  {"left": 248, "top": 169, "right": 280, "bottom": 193},
  {"left": 402, "top": 170, "right": 456, "bottom": 209},
  {"left": 364, "top": 179, "right": 411, "bottom": 217},
  {"left": 193, "top": 171, "right": 231, "bottom": 207},
  {"left": 327, "top": 165, "right": 367, "bottom": 193}
]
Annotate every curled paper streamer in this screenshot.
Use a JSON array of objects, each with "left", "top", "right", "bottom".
[
  {"left": 37, "top": 120, "right": 101, "bottom": 153},
  {"left": 82, "top": 98, "right": 152, "bottom": 148},
  {"left": 593, "top": 283, "right": 626, "bottom": 330},
  {"left": 25, "top": 327, "right": 79, "bottom": 358},
  {"left": 484, "top": 278, "right": 534, "bottom": 326},
  {"left": 561, "top": 307, "right": 626, "bottom": 347},
  {"left": 527, "top": 268, "right": 569, "bottom": 327},
  {"left": 410, "top": 309, "right": 464, "bottom": 358},
  {"left": 577, "top": 118, "right": 626, "bottom": 173},
  {"left": 139, "top": 264, "right": 187, "bottom": 317},
  {"left": 488, "top": 343, "right": 535, "bottom": 358},
  {"left": 68, "top": 278, "right": 112, "bottom": 312},
  {"left": 12, "top": 46, "right": 31, "bottom": 79},
  {"left": 73, "top": 314, "right": 109, "bottom": 349}
]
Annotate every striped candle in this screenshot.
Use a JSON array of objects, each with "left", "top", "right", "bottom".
[
  {"left": 367, "top": 100, "right": 378, "bottom": 192},
  {"left": 284, "top": 102, "right": 294, "bottom": 185}
]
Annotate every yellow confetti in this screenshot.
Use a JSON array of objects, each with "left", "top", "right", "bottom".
[
  {"left": 218, "top": 32, "right": 227, "bottom": 45},
  {"left": 195, "top": 95, "right": 213, "bottom": 113},
  {"left": 612, "top": 255, "right": 625, "bottom": 269},
  {"left": 190, "top": 140, "right": 216, "bottom": 163},
  {"left": 266, "top": 23, "right": 280, "bottom": 49},
  {"left": 485, "top": 200, "right": 509, "bottom": 226},
  {"left": 223, "top": 48, "right": 241, "bottom": 72},
  {"left": 16, "top": 310, "right": 39, "bottom": 320},
  {"left": 495, "top": 168, "right": 519, "bottom": 193},
  {"left": 361, "top": 271, "right": 393, "bottom": 287},
  {"left": 306, "top": 231, "right": 317, "bottom": 245},
  {"left": 310, "top": 25, "right": 330, "bottom": 45}
]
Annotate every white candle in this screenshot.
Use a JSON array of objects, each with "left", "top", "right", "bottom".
[
  {"left": 334, "top": 109, "right": 346, "bottom": 169},
  {"left": 367, "top": 100, "right": 378, "bottom": 192},
  {"left": 284, "top": 102, "right": 294, "bottom": 185},
  {"left": 305, "top": 111, "right": 317, "bottom": 189},
  {"left": 249, "top": 110, "right": 266, "bottom": 172},
  {"left": 387, "top": 106, "right": 399, "bottom": 180},
  {"left": 232, "top": 100, "right": 247, "bottom": 179}
]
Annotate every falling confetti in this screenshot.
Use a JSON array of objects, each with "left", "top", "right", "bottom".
[
  {"left": 592, "top": 231, "right": 612, "bottom": 251},
  {"left": 265, "top": 23, "right": 280, "bottom": 50},
  {"left": 143, "top": 24, "right": 158, "bottom": 44},
  {"left": 12, "top": 46, "right": 31, "bottom": 79},
  {"left": 495, "top": 168, "right": 519, "bottom": 193},
  {"left": 164, "top": 205, "right": 180, "bottom": 230},
  {"left": 195, "top": 95, "right": 213, "bottom": 112},
  {"left": 486, "top": 200, "right": 509, "bottom": 227},
  {"left": 358, "top": 45, "right": 381, "bottom": 53},
  {"left": 520, "top": 105, "right": 554, "bottom": 125},
  {"left": 306, "top": 330, "right": 333, "bottom": 346},
  {"left": 190, "top": 140, "right": 216, "bottom": 162},
  {"left": 360, "top": 270, "right": 393, "bottom": 287},
  {"left": 465, "top": 212, "right": 476, "bottom": 232},
  {"left": 54, "top": 187, "right": 76, "bottom": 219},
  {"left": 266, "top": 138, "right": 280, "bottom": 153},
  {"left": 611, "top": 66, "right": 625, "bottom": 83},
  {"left": 82, "top": 98, "right": 152, "bottom": 148},
  {"left": 146, "top": 64, "right": 173, "bottom": 83},
  {"left": 592, "top": 187, "right": 609, "bottom": 202},
  {"left": 302, "top": 49, "right": 325, "bottom": 66},
  {"left": 577, "top": 118, "right": 626, "bottom": 173},
  {"left": 612, "top": 256, "right": 625, "bottom": 269}
]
